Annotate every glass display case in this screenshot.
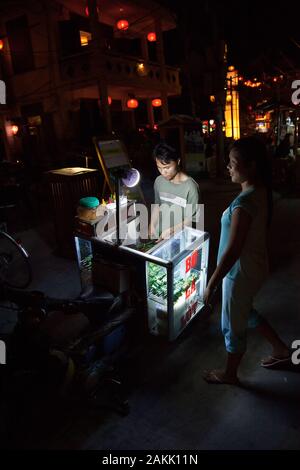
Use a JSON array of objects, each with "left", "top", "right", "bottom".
[
  {"left": 74, "top": 220, "right": 209, "bottom": 341},
  {"left": 146, "top": 227, "right": 209, "bottom": 341}
]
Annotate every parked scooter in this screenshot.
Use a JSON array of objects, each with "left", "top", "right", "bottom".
[{"left": 0, "top": 283, "right": 133, "bottom": 415}]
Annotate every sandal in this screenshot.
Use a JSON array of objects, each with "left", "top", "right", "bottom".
[{"left": 261, "top": 355, "right": 291, "bottom": 369}]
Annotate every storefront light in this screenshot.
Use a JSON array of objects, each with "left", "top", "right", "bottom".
[
  {"left": 136, "top": 62, "right": 148, "bottom": 77},
  {"left": 11, "top": 125, "right": 19, "bottom": 136},
  {"left": 85, "top": 5, "right": 100, "bottom": 16}
]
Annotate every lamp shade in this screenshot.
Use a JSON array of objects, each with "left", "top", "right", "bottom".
[
  {"left": 147, "top": 32, "right": 156, "bottom": 42},
  {"left": 121, "top": 168, "right": 140, "bottom": 188},
  {"left": 117, "top": 19, "right": 129, "bottom": 31}
]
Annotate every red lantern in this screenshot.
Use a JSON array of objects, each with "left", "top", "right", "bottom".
[
  {"left": 108, "top": 96, "right": 112, "bottom": 105},
  {"left": 127, "top": 98, "right": 138, "bottom": 109},
  {"left": 152, "top": 98, "right": 162, "bottom": 107},
  {"left": 147, "top": 32, "right": 156, "bottom": 42},
  {"left": 0, "top": 39, "right": 4, "bottom": 51},
  {"left": 117, "top": 19, "right": 129, "bottom": 31}
]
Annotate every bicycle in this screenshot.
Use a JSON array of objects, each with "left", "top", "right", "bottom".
[{"left": 0, "top": 230, "right": 32, "bottom": 290}]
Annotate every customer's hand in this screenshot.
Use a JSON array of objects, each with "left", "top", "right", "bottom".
[{"left": 203, "top": 285, "right": 215, "bottom": 307}]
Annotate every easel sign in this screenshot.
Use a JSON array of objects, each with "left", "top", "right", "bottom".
[{"left": 93, "top": 137, "right": 145, "bottom": 203}]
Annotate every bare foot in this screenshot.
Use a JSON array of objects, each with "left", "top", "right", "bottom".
[{"left": 202, "top": 369, "right": 240, "bottom": 385}]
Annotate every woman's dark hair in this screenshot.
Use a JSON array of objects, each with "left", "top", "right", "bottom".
[
  {"left": 231, "top": 136, "right": 273, "bottom": 226},
  {"left": 152, "top": 142, "right": 179, "bottom": 164}
]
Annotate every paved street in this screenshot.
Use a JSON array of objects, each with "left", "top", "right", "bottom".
[{"left": 1, "top": 182, "right": 300, "bottom": 450}]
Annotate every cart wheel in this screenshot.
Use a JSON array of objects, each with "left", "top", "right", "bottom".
[{"left": 0, "top": 231, "right": 32, "bottom": 289}]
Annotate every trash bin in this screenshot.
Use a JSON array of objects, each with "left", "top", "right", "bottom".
[{"left": 47, "top": 167, "right": 101, "bottom": 257}]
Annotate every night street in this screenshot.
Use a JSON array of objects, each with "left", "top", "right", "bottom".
[{"left": 0, "top": 184, "right": 299, "bottom": 450}]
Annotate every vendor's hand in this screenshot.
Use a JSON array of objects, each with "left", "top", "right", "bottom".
[
  {"left": 155, "top": 227, "right": 174, "bottom": 243},
  {"left": 148, "top": 226, "right": 157, "bottom": 240}
]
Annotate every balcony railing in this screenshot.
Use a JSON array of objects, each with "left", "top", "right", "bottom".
[{"left": 59, "top": 49, "right": 181, "bottom": 95}]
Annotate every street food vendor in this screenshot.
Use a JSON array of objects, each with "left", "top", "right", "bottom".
[{"left": 149, "top": 142, "right": 201, "bottom": 241}]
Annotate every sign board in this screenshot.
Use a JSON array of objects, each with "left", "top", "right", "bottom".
[{"left": 95, "top": 139, "right": 129, "bottom": 170}]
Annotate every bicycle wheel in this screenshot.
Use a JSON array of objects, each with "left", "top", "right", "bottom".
[{"left": 0, "top": 231, "right": 32, "bottom": 289}]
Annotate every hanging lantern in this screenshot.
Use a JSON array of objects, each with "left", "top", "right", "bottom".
[
  {"left": 209, "top": 95, "right": 216, "bottom": 103},
  {"left": 152, "top": 98, "right": 162, "bottom": 107},
  {"left": 108, "top": 96, "right": 112, "bottom": 105},
  {"left": 226, "top": 95, "right": 232, "bottom": 102},
  {"left": 11, "top": 125, "right": 19, "bottom": 136},
  {"left": 147, "top": 32, "right": 156, "bottom": 42},
  {"left": 117, "top": 19, "right": 129, "bottom": 31},
  {"left": 0, "top": 39, "right": 4, "bottom": 51},
  {"left": 127, "top": 98, "right": 138, "bottom": 109}
]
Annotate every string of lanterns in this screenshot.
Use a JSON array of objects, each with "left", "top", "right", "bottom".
[{"left": 239, "top": 75, "right": 285, "bottom": 88}]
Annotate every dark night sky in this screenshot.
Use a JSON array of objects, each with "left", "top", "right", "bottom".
[{"left": 159, "top": 0, "right": 300, "bottom": 77}]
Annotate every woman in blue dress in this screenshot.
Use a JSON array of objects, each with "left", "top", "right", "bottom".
[{"left": 203, "top": 137, "right": 290, "bottom": 385}]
